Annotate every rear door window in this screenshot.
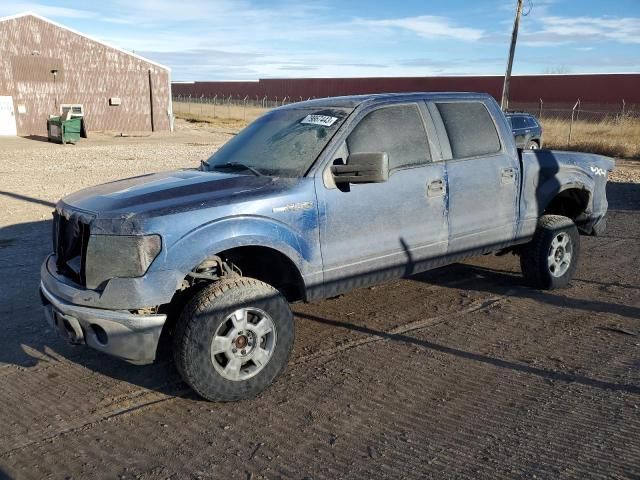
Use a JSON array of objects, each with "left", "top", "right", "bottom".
[
  {"left": 436, "top": 102, "right": 501, "bottom": 159},
  {"left": 347, "top": 104, "right": 431, "bottom": 170},
  {"left": 511, "top": 116, "right": 528, "bottom": 130}
]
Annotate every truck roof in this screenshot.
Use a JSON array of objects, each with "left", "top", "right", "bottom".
[{"left": 279, "top": 92, "right": 495, "bottom": 110}]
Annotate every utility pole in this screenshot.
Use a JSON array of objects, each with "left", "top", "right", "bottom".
[{"left": 501, "top": 0, "right": 524, "bottom": 111}]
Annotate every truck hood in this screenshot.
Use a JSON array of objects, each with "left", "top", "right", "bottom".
[{"left": 58, "top": 169, "right": 279, "bottom": 228}]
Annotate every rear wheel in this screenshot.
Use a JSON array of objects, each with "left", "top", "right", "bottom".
[
  {"left": 527, "top": 140, "right": 539, "bottom": 149},
  {"left": 173, "top": 277, "right": 294, "bottom": 402},
  {"left": 520, "top": 215, "right": 580, "bottom": 289}
]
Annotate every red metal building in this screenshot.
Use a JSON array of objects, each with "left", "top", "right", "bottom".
[
  {"left": 173, "top": 73, "right": 639, "bottom": 111},
  {"left": 0, "top": 13, "right": 172, "bottom": 136}
]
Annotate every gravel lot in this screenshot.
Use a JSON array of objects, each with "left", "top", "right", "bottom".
[{"left": 0, "top": 121, "right": 638, "bottom": 479}]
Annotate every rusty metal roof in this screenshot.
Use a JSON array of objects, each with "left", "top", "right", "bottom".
[{"left": 0, "top": 12, "right": 170, "bottom": 71}]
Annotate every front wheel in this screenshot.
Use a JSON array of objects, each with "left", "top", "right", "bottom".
[
  {"left": 520, "top": 215, "right": 580, "bottom": 290},
  {"left": 527, "top": 140, "right": 539, "bottom": 149},
  {"left": 173, "top": 277, "right": 294, "bottom": 402}
]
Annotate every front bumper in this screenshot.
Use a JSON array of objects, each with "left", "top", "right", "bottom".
[
  {"left": 40, "top": 281, "right": 167, "bottom": 364},
  {"left": 41, "top": 254, "right": 182, "bottom": 310}
]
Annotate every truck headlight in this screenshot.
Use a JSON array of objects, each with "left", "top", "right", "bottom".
[{"left": 84, "top": 234, "right": 162, "bottom": 289}]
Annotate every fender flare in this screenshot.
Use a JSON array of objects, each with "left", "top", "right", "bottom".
[
  {"left": 162, "top": 215, "right": 315, "bottom": 281},
  {"left": 534, "top": 158, "right": 595, "bottom": 215},
  {"left": 537, "top": 180, "right": 593, "bottom": 215}
]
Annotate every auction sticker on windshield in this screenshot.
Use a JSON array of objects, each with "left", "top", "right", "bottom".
[{"left": 301, "top": 114, "right": 338, "bottom": 127}]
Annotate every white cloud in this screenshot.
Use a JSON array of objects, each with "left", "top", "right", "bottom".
[
  {"left": 102, "top": 0, "right": 325, "bottom": 25},
  {"left": 0, "top": 3, "right": 96, "bottom": 19},
  {"left": 521, "top": 15, "right": 640, "bottom": 46},
  {"left": 356, "top": 15, "right": 484, "bottom": 42}
]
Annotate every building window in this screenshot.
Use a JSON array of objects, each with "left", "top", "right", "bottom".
[{"left": 60, "top": 104, "right": 84, "bottom": 117}]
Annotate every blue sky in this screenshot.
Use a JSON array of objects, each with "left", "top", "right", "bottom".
[{"left": 1, "top": 0, "right": 639, "bottom": 80}]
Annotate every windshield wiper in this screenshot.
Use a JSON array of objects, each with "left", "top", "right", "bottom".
[{"left": 212, "top": 162, "right": 265, "bottom": 177}]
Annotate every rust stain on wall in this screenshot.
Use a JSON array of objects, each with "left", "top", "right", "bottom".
[{"left": 0, "top": 14, "right": 171, "bottom": 136}]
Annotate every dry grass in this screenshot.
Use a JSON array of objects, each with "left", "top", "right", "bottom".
[
  {"left": 173, "top": 101, "right": 264, "bottom": 124},
  {"left": 541, "top": 116, "right": 640, "bottom": 159},
  {"left": 175, "top": 112, "right": 249, "bottom": 132}
]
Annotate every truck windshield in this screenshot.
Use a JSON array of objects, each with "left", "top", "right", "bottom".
[{"left": 204, "top": 107, "right": 352, "bottom": 177}]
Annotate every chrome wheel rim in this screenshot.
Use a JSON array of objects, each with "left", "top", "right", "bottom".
[
  {"left": 547, "top": 232, "right": 572, "bottom": 278},
  {"left": 210, "top": 307, "right": 277, "bottom": 381}
]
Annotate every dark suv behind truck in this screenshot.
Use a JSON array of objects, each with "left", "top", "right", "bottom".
[{"left": 505, "top": 112, "right": 542, "bottom": 149}]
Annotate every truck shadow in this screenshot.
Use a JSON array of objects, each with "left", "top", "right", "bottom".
[
  {"left": 605, "top": 180, "right": 640, "bottom": 212},
  {"left": 411, "top": 263, "right": 640, "bottom": 320},
  {"left": 0, "top": 182, "right": 637, "bottom": 399}
]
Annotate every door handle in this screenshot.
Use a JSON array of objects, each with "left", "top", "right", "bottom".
[
  {"left": 501, "top": 167, "right": 516, "bottom": 184},
  {"left": 427, "top": 179, "right": 445, "bottom": 197}
]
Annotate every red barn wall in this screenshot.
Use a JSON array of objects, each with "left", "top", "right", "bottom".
[{"left": 173, "top": 74, "right": 639, "bottom": 110}]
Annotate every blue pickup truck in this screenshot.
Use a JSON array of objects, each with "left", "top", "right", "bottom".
[{"left": 40, "top": 93, "right": 613, "bottom": 401}]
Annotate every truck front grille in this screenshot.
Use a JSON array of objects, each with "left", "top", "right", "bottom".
[{"left": 53, "top": 211, "right": 90, "bottom": 286}]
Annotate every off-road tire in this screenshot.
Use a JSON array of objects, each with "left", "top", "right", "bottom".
[
  {"left": 173, "top": 277, "right": 294, "bottom": 402},
  {"left": 527, "top": 140, "right": 539, "bottom": 149},
  {"left": 520, "top": 215, "right": 580, "bottom": 290}
]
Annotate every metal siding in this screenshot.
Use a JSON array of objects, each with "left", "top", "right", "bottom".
[
  {"left": 173, "top": 74, "right": 639, "bottom": 109},
  {"left": 0, "top": 15, "right": 171, "bottom": 136}
]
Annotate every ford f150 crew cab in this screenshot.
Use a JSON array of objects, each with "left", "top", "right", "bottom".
[{"left": 40, "top": 93, "right": 614, "bottom": 401}]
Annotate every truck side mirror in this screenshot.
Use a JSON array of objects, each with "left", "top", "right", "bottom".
[{"left": 331, "top": 152, "right": 389, "bottom": 184}]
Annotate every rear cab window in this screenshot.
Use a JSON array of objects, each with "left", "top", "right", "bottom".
[{"left": 436, "top": 102, "right": 501, "bottom": 159}]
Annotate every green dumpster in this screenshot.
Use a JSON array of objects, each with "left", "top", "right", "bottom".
[{"left": 47, "top": 116, "right": 84, "bottom": 144}]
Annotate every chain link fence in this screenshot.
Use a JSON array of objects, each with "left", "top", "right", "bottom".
[
  {"left": 172, "top": 94, "right": 315, "bottom": 123},
  {"left": 508, "top": 99, "right": 639, "bottom": 157},
  {"left": 172, "top": 94, "right": 639, "bottom": 158}
]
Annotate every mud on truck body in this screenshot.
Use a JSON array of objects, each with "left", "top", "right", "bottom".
[{"left": 41, "top": 92, "right": 614, "bottom": 401}]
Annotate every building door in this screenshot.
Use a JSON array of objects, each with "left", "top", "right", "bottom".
[{"left": 0, "top": 97, "right": 17, "bottom": 136}]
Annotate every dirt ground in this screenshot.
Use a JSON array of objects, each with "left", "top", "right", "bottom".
[{"left": 0, "top": 120, "right": 638, "bottom": 480}]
